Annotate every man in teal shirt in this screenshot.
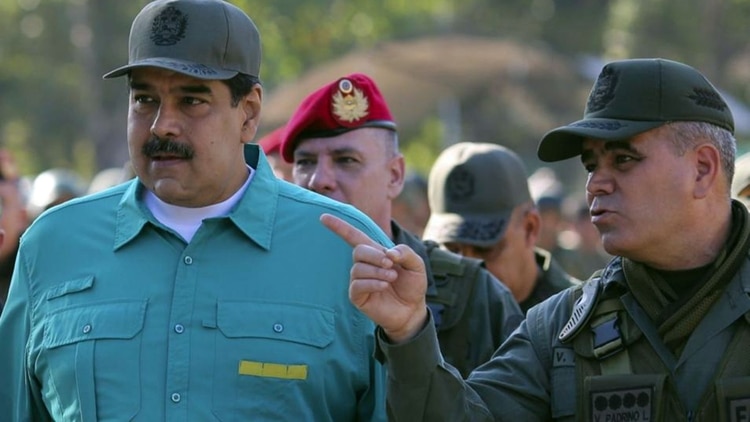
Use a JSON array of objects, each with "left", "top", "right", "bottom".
[{"left": 0, "top": 1, "right": 388, "bottom": 420}]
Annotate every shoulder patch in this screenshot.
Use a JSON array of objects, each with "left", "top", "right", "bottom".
[{"left": 559, "top": 276, "right": 601, "bottom": 343}]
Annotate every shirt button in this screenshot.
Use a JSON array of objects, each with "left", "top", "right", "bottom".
[
  {"left": 82, "top": 324, "right": 92, "bottom": 334},
  {"left": 273, "top": 323, "right": 284, "bottom": 333},
  {"left": 171, "top": 393, "right": 181, "bottom": 403},
  {"left": 184, "top": 256, "right": 193, "bottom": 265},
  {"left": 174, "top": 324, "right": 184, "bottom": 334}
]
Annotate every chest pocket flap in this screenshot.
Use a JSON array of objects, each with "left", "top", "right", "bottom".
[
  {"left": 43, "top": 300, "right": 148, "bottom": 349},
  {"left": 217, "top": 301, "right": 334, "bottom": 349}
]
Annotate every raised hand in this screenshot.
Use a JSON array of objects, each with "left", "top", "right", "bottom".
[{"left": 321, "top": 213, "right": 429, "bottom": 343}]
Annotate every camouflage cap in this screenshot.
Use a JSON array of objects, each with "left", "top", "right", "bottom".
[
  {"left": 103, "top": 0, "right": 261, "bottom": 80},
  {"left": 537, "top": 58, "right": 734, "bottom": 162},
  {"left": 423, "top": 142, "right": 531, "bottom": 247}
]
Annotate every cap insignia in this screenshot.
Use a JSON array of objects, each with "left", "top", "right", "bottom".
[
  {"left": 150, "top": 6, "right": 188, "bottom": 46},
  {"left": 446, "top": 167, "right": 474, "bottom": 201},
  {"left": 688, "top": 87, "right": 728, "bottom": 112},
  {"left": 332, "top": 79, "right": 369, "bottom": 123},
  {"left": 587, "top": 65, "right": 618, "bottom": 113}
]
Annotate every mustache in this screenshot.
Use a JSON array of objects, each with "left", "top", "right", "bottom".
[{"left": 142, "top": 137, "right": 195, "bottom": 159}]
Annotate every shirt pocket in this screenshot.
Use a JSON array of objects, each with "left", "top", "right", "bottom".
[
  {"left": 212, "top": 300, "right": 336, "bottom": 421},
  {"left": 41, "top": 299, "right": 147, "bottom": 421}
]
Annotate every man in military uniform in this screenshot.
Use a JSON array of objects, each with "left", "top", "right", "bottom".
[
  {"left": 423, "top": 142, "right": 577, "bottom": 314},
  {"left": 323, "top": 58, "right": 750, "bottom": 420},
  {"left": 281, "top": 73, "right": 524, "bottom": 377}
]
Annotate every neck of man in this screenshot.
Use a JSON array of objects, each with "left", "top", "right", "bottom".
[{"left": 638, "top": 199, "right": 733, "bottom": 270}]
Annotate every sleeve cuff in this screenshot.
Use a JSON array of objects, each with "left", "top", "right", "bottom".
[{"left": 374, "top": 308, "right": 444, "bottom": 383}]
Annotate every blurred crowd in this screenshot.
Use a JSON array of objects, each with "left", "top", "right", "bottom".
[
  {"left": 0, "top": 151, "right": 133, "bottom": 306},
  {"left": 392, "top": 164, "right": 612, "bottom": 282}
]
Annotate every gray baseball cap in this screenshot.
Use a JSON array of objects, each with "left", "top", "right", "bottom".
[
  {"left": 423, "top": 142, "right": 531, "bottom": 247},
  {"left": 537, "top": 58, "right": 734, "bottom": 162},
  {"left": 103, "top": 0, "right": 261, "bottom": 80}
]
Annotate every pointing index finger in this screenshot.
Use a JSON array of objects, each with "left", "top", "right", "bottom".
[{"left": 320, "top": 213, "right": 380, "bottom": 249}]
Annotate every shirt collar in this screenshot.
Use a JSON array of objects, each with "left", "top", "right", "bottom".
[{"left": 114, "top": 144, "right": 279, "bottom": 251}]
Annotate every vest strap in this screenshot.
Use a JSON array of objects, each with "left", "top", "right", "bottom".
[{"left": 590, "top": 299, "right": 632, "bottom": 375}]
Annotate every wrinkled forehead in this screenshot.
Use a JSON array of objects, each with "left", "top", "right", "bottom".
[
  {"left": 580, "top": 125, "right": 674, "bottom": 159},
  {"left": 580, "top": 139, "right": 636, "bottom": 161},
  {"left": 294, "top": 129, "right": 390, "bottom": 157}
]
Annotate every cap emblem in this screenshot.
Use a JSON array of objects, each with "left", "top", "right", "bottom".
[
  {"left": 446, "top": 168, "right": 475, "bottom": 201},
  {"left": 332, "top": 79, "right": 369, "bottom": 123},
  {"left": 587, "top": 65, "right": 619, "bottom": 113},
  {"left": 688, "top": 87, "right": 728, "bottom": 112},
  {"left": 150, "top": 5, "right": 188, "bottom": 46}
]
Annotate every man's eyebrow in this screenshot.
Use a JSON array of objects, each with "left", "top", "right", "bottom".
[
  {"left": 179, "top": 84, "right": 212, "bottom": 95},
  {"left": 129, "top": 81, "right": 150, "bottom": 91}
]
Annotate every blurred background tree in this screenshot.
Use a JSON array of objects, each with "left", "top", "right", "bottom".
[{"left": 1, "top": 0, "right": 749, "bottom": 195}]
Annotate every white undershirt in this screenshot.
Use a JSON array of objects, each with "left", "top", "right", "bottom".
[{"left": 144, "top": 167, "right": 254, "bottom": 242}]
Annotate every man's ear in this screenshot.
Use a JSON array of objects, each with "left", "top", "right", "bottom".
[
  {"left": 388, "top": 154, "right": 406, "bottom": 200},
  {"left": 523, "top": 208, "right": 542, "bottom": 247},
  {"left": 241, "top": 85, "right": 263, "bottom": 143},
  {"left": 693, "top": 143, "right": 720, "bottom": 199}
]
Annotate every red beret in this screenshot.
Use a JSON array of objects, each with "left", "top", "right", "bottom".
[
  {"left": 257, "top": 126, "right": 285, "bottom": 155},
  {"left": 280, "top": 73, "right": 397, "bottom": 162}
]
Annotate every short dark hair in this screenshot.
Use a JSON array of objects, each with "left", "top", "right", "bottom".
[{"left": 222, "top": 74, "right": 261, "bottom": 107}]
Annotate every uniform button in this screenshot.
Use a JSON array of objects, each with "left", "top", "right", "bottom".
[
  {"left": 174, "top": 324, "right": 184, "bottom": 334},
  {"left": 184, "top": 256, "right": 193, "bottom": 265},
  {"left": 82, "top": 324, "right": 92, "bottom": 334},
  {"left": 171, "top": 392, "right": 181, "bottom": 403},
  {"left": 273, "top": 323, "right": 284, "bottom": 333}
]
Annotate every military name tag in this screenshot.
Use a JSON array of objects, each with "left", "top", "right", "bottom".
[
  {"left": 590, "top": 386, "right": 653, "bottom": 422},
  {"left": 584, "top": 374, "right": 665, "bottom": 422},
  {"left": 725, "top": 398, "right": 750, "bottom": 422},
  {"left": 717, "top": 377, "right": 750, "bottom": 422}
]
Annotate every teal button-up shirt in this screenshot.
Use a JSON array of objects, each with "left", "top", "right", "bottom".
[{"left": 0, "top": 147, "right": 389, "bottom": 421}]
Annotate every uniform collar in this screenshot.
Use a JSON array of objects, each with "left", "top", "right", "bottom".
[{"left": 113, "top": 144, "right": 278, "bottom": 251}]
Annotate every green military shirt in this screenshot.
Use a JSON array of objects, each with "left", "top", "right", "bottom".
[
  {"left": 392, "top": 222, "right": 523, "bottom": 378},
  {"left": 519, "top": 248, "right": 579, "bottom": 314},
  {"left": 376, "top": 256, "right": 750, "bottom": 421}
]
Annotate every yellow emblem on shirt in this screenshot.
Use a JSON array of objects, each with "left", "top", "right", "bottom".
[{"left": 238, "top": 360, "right": 308, "bottom": 380}]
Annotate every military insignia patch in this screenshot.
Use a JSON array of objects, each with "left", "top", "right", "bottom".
[
  {"left": 587, "top": 65, "right": 618, "bottom": 113},
  {"left": 150, "top": 5, "right": 188, "bottom": 46},
  {"left": 446, "top": 168, "right": 474, "bottom": 201},
  {"left": 688, "top": 87, "right": 728, "bottom": 112},
  {"left": 332, "top": 79, "right": 369, "bottom": 124}
]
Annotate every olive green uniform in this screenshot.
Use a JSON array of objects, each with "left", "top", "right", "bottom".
[
  {"left": 378, "top": 205, "right": 750, "bottom": 421},
  {"left": 520, "top": 248, "right": 579, "bottom": 314},
  {"left": 392, "top": 222, "right": 524, "bottom": 378}
]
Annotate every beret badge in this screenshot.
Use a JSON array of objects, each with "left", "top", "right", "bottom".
[{"left": 331, "top": 78, "right": 369, "bottom": 125}]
